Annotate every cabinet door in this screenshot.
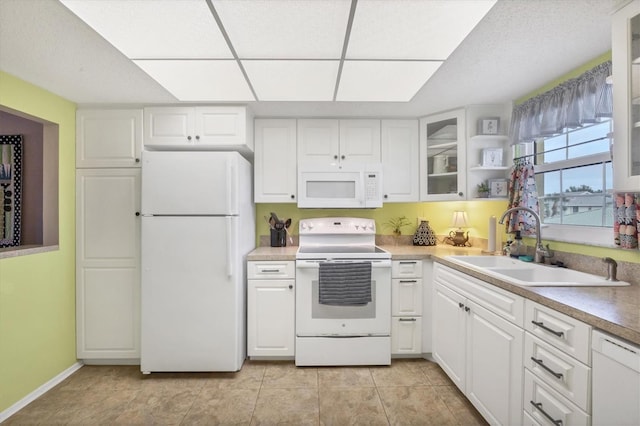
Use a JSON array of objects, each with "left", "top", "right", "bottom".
[
  {"left": 297, "top": 119, "right": 340, "bottom": 165},
  {"left": 195, "top": 106, "right": 251, "bottom": 149},
  {"left": 432, "top": 282, "right": 466, "bottom": 390},
  {"left": 254, "top": 119, "right": 297, "bottom": 203},
  {"left": 465, "top": 300, "right": 524, "bottom": 426},
  {"left": 381, "top": 119, "right": 419, "bottom": 202},
  {"left": 247, "top": 279, "right": 295, "bottom": 357},
  {"left": 392, "top": 278, "right": 423, "bottom": 316},
  {"left": 391, "top": 317, "right": 422, "bottom": 355},
  {"left": 613, "top": 0, "right": 640, "bottom": 191},
  {"left": 420, "top": 109, "right": 466, "bottom": 201},
  {"left": 338, "top": 119, "right": 381, "bottom": 163},
  {"left": 144, "top": 107, "right": 195, "bottom": 147},
  {"left": 76, "top": 168, "right": 141, "bottom": 359},
  {"left": 76, "top": 109, "right": 142, "bottom": 168}
]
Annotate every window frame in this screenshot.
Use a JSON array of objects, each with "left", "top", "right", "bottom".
[{"left": 530, "top": 121, "right": 614, "bottom": 247}]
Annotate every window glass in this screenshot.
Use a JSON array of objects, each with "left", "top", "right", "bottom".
[{"left": 533, "top": 120, "right": 612, "bottom": 228}]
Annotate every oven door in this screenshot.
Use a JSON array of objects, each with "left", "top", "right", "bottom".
[{"left": 295, "top": 258, "right": 391, "bottom": 336}]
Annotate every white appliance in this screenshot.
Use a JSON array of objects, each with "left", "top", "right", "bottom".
[
  {"left": 140, "top": 150, "right": 255, "bottom": 373},
  {"left": 297, "top": 163, "right": 383, "bottom": 209},
  {"left": 295, "top": 217, "right": 392, "bottom": 366},
  {"left": 592, "top": 329, "right": 640, "bottom": 425}
]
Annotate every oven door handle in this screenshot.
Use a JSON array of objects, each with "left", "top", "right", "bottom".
[{"left": 296, "top": 259, "right": 391, "bottom": 268}]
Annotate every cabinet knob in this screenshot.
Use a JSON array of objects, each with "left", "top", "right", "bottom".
[
  {"left": 458, "top": 192, "right": 464, "bottom": 197},
  {"left": 187, "top": 136, "right": 192, "bottom": 141},
  {"left": 341, "top": 155, "right": 345, "bottom": 160},
  {"left": 195, "top": 135, "right": 200, "bottom": 140},
  {"left": 384, "top": 194, "right": 388, "bottom": 199},
  {"left": 465, "top": 306, "right": 470, "bottom": 313},
  {"left": 135, "top": 212, "right": 140, "bottom": 216},
  {"left": 288, "top": 284, "right": 293, "bottom": 289},
  {"left": 458, "top": 302, "right": 464, "bottom": 309},
  {"left": 290, "top": 194, "right": 295, "bottom": 199},
  {"left": 135, "top": 158, "right": 140, "bottom": 163},
  {"left": 334, "top": 155, "right": 338, "bottom": 160}
]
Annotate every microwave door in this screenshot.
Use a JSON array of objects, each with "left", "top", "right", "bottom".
[{"left": 298, "top": 172, "right": 364, "bottom": 208}]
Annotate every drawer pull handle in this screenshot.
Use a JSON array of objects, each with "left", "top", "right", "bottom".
[
  {"left": 398, "top": 318, "right": 417, "bottom": 322},
  {"left": 399, "top": 280, "right": 417, "bottom": 283},
  {"left": 399, "top": 261, "right": 417, "bottom": 265},
  {"left": 530, "top": 401, "right": 563, "bottom": 425},
  {"left": 531, "top": 357, "right": 564, "bottom": 379},
  {"left": 259, "top": 269, "right": 282, "bottom": 273},
  {"left": 531, "top": 320, "right": 564, "bottom": 338}
]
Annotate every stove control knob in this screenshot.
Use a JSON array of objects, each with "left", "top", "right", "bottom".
[{"left": 301, "top": 222, "right": 308, "bottom": 230}]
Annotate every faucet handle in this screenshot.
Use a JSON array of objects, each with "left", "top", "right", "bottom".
[{"left": 603, "top": 257, "right": 618, "bottom": 281}]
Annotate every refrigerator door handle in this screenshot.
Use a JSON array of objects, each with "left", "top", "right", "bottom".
[
  {"left": 226, "top": 216, "right": 233, "bottom": 277},
  {"left": 227, "top": 161, "right": 236, "bottom": 214}
]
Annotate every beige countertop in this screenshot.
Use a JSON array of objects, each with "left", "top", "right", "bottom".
[{"left": 247, "top": 244, "right": 640, "bottom": 346}]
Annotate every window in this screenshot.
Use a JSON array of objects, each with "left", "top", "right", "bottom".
[{"left": 533, "top": 120, "right": 613, "bottom": 228}]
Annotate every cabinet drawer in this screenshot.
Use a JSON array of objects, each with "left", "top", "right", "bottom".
[
  {"left": 525, "top": 332, "right": 591, "bottom": 411},
  {"left": 391, "top": 316, "right": 422, "bottom": 355},
  {"left": 392, "top": 260, "right": 423, "bottom": 278},
  {"left": 525, "top": 300, "right": 591, "bottom": 365},
  {"left": 248, "top": 261, "right": 295, "bottom": 279},
  {"left": 391, "top": 278, "right": 423, "bottom": 316},
  {"left": 524, "top": 369, "right": 590, "bottom": 426},
  {"left": 434, "top": 263, "right": 524, "bottom": 326}
]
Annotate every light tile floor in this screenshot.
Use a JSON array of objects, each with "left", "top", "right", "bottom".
[{"left": 3, "top": 359, "right": 487, "bottom": 425}]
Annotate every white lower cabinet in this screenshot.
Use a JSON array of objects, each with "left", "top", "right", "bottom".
[
  {"left": 524, "top": 299, "right": 591, "bottom": 425},
  {"left": 247, "top": 261, "right": 295, "bottom": 358},
  {"left": 76, "top": 168, "right": 141, "bottom": 360},
  {"left": 433, "top": 263, "right": 524, "bottom": 425},
  {"left": 391, "top": 260, "right": 423, "bottom": 355}
]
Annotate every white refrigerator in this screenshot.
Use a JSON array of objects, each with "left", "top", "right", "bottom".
[{"left": 140, "top": 150, "right": 255, "bottom": 373}]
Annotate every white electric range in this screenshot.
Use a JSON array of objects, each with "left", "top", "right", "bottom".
[{"left": 295, "top": 217, "right": 392, "bottom": 366}]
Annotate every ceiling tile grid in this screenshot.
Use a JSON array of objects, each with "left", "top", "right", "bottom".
[{"left": 58, "top": 0, "right": 497, "bottom": 102}]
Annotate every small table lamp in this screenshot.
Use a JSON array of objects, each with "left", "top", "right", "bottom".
[{"left": 450, "top": 211, "right": 469, "bottom": 247}]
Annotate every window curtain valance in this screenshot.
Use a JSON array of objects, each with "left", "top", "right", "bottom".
[{"left": 509, "top": 61, "right": 612, "bottom": 144}]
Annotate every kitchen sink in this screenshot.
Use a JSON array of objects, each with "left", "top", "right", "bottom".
[{"left": 444, "top": 255, "right": 630, "bottom": 287}]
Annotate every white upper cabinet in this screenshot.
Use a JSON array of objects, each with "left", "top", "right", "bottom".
[
  {"left": 381, "top": 119, "right": 419, "bottom": 202},
  {"left": 76, "top": 109, "right": 143, "bottom": 168},
  {"left": 144, "top": 106, "right": 253, "bottom": 154},
  {"left": 254, "top": 119, "right": 297, "bottom": 203},
  {"left": 298, "top": 119, "right": 381, "bottom": 165},
  {"left": 613, "top": 0, "right": 640, "bottom": 191},
  {"left": 420, "top": 109, "right": 466, "bottom": 201}
]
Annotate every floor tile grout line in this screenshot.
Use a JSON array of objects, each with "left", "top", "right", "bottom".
[{"left": 370, "top": 367, "right": 393, "bottom": 425}]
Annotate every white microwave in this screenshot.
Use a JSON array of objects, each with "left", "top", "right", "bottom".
[{"left": 297, "top": 163, "right": 383, "bottom": 208}]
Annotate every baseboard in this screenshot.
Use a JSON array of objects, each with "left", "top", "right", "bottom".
[
  {"left": 0, "top": 361, "right": 84, "bottom": 423},
  {"left": 81, "top": 358, "right": 140, "bottom": 365}
]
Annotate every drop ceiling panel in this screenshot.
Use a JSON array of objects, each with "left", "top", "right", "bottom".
[
  {"left": 213, "top": 0, "right": 351, "bottom": 59},
  {"left": 60, "top": 0, "right": 232, "bottom": 59},
  {"left": 133, "top": 60, "right": 255, "bottom": 101},
  {"left": 243, "top": 60, "right": 339, "bottom": 101},
  {"left": 337, "top": 61, "right": 443, "bottom": 102},
  {"left": 347, "top": 0, "right": 497, "bottom": 60}
]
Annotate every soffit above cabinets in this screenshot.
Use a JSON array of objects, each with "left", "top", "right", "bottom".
[{"left": 59, "top": 0, "right": 496, "bottom": 103}]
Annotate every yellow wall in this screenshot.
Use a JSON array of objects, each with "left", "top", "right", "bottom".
[
  {"left": 0, "top": 72, "right": 76, "bottom": 411},
  {"left": 257, "top": 200, "right": 510, "bottom": 242}
]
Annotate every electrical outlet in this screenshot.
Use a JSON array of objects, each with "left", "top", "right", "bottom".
[{"left": 417, "top": 217, "right": 428, "bottom": 225}]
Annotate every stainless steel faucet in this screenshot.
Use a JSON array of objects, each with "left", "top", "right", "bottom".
[
  {"left": 603, "top": 257, "right": 619, "bottom": 281},
  {"left": 498, "top": 206, "right": 552, "bottom": 263}
]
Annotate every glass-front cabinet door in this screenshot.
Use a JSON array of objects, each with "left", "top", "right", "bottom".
[
  {"left": 420, "top": 109, "right": 466, "bottom": 200},
  {"left": 613, "top": 0, "right": 640, "bottom": 191}
]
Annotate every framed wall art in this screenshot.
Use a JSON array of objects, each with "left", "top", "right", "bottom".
[
  {"left": 0, "top": 135, "right": 23, "bottom": 247},
  {"left": 478, "top": 117, "right": 500, "bottom": 135},
  {"left": 481, "top": 148, "right": 504, "bottom": 167},
  {"left": 488, "top": 178, "right": 508, "bottom": 198}
]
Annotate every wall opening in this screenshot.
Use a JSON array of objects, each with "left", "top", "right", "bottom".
[{"left": 0, "top": 107, "right": 59, "bottom": 250}]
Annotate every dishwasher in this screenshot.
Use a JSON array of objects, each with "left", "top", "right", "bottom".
[{"left": 592, "top": 329, "right": 640, "bottom": 425}]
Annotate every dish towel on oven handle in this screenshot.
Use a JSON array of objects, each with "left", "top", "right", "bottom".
[{"left": 318, "top": 262, "right": 372, "bottom": 306}]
